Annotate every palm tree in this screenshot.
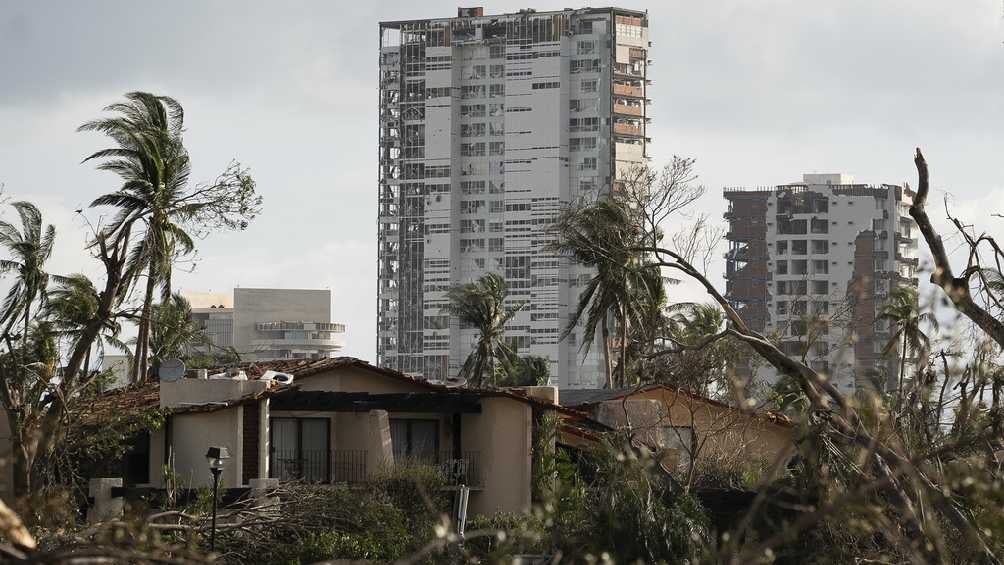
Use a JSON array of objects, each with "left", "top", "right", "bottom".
[
  {"left": 878, "top": 285, "right": 938, "bottom": 399},
  {"left": 444, "top": 273, "right": 523, "bottom": 387},
  {"left": 662, "top": 302, "right": 732, "bottom": 396},
  {"left": 147, "top": 293, "right": 207, "bottom": 375},
  {"left": 0, "top": 202, "right": 58, "bottom": 379},
  {"left": 501, "top": 355, "right": 552, "bottom": 387},
  {"left": 79, "top": 92, "right": 196, "bottom": 383},
  {"left": 46, "top": 274, "right": 128, "bottom": 377},
  {"left": 551, "top": 198, "right": 652, "bottom": 388}
]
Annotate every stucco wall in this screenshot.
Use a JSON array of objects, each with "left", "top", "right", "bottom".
[
  {"left": 591, "top": 390, "right": 793, "bottom": 464},
  {"left": 160, "top": 379, "right": 269, "bottom": 409},
  {"left": 167, "top": 409, "right": 243, "bottom": 489},
  {"left": 295, "top": 367, "right": 431, "bottom": 394},
  {"left": 462, "top": 396, "right": 533, "bottom": 515},
  {"left": 233, "top": 288, "right": 332, "bottom": 362}
]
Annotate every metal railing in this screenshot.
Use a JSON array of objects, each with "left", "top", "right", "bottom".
[
  {"left": 256, "top": 321, "right": 346, "bottom": 333},
  {"left": 332, "top": 450, "right": 368, "bottom": 483},
  {"left": 269, "top": 450, "right": 480, "bottom": 486},
  {"left": 438, "top": 450, "right": 482, "bottom": 487},
  {"left": 271, "top": 449, "right": 329, "bottom": 483}
]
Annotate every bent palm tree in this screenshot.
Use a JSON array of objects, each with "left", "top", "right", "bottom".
[
  {"left": 0, "top": 202, "right": 58, "bottom": 336},
  {"left": 878, "top": 285, "right": 938, "bottom": 399},
  {"left": 46, "top": 274, "right": 128, "bottom": 377},
  {"left": 552, "top": 198, "right": 652, "bottom": 388},
  {"left": 0, "top": 202, "right": 59, "bottom": 386},
  {"left": 80, "top": 92, "right": 195, "bottom": 383},
  {"left": 444, "top": 273, "right": 523, "bottom": 388}
]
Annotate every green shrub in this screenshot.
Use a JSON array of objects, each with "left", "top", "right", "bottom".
[{"left": 465, "top": 511, "right": 546, "bottom": 557}]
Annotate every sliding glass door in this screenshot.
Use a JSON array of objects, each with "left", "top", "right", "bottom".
[{"left": 270, "top": 417, "right": 329, "bottom": 482}]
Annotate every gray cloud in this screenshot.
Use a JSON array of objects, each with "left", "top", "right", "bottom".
[{"left": 1, "top": 0, "right": 1002, "bottom": 361}]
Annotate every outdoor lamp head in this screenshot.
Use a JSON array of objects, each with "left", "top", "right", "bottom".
[{"left": 205, "top": 446, "right": 230, "bottom": 470}]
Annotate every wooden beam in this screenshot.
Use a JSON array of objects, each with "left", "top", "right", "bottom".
[{"left": 270, "top": 391, "right": 483, "bottom": 413}]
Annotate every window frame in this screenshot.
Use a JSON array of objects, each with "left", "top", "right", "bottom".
[{"left": 269, "top": 416, "right": 331, "bottom": 483}]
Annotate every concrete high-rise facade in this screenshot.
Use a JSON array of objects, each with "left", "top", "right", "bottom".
[
  {"left": 724, "top": 174, "right": 920, "bottom": 394},
  {"left": 377, "top": 7, "right": 650, "bottom": 387},
  {"left": 188, "top": 288, "right": 346, "bottom": 363}
]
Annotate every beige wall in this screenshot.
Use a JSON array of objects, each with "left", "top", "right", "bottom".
[
  {"left": 462, "top": 396, "right": 533, "bottom": 515},
  {"left": 233, "top": 288, "right": 331, "bottom": 361},
  {"left": 589, "top": 389, "right": 793, "bottom": 464},
  {"left": 160, "top": 379, "right": 269, "bottom": 409},
  {"left": 163, "top": 409, "right": 243, "bottom": 489},
  {"left": 296, "top": 367, "right": 430, "bottom": 394}
]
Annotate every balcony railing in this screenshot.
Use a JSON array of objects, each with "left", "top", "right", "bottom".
[
  {"left": 268, "top": 449, "right": 481, "bottom": 487},
  {"left": 613, "top": 122, "right": 643, "bottom": 136},
  {"left": 256, "top": 321, "right": 346, "bottom": 333},
  {"left": 271, "top": 449, "right": 330, "bottom": 483},
  {"left": 613, "top": 63, "right": 644, "bottom": 78},
  {"left": 438, "top": 450, "right": 482, "bottom": 486},
  {"left": 614, "top": 104, "right": 643, "bottom": 117},
  {"left": 271, "top": 449, "right": 368, "bottom": 483},
  {"left": 333, "top": 449, "right": 368, "bottom": 483},
  {"left": 613, "top": 83, "right": 644, "bottom": 98}
]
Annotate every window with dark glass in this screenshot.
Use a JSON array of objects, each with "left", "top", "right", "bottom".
[
  {"left": 390, "top": 419, "right": 439, "bottom": 463},
  {"left": 270, "top": 417, "right": 329, "bottom": 482}
]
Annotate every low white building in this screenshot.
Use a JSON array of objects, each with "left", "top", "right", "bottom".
[{"left": 187, "top": 288, "right": 346, "bottom": 362}]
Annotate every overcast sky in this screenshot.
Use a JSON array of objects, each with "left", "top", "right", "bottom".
[{"left": 1, "top": 1, "right": 1002, "bottom": 361}]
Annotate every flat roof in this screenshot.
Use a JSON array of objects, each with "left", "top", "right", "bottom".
[{"left": 380, "top": 7, "right": 647, "bottom": 28}]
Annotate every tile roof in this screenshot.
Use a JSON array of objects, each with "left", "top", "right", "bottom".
[
  {"left": 559, "top": 384, "right": 793, "bottom": 427},
  {"left": 83, "top": 357, "right": 605, "bottom": 428}
]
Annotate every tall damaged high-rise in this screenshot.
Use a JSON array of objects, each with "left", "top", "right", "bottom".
[
  {"left": 724, "top": 174, "right": 920, "bottom": 394},
  {"left": 377, "top": 7, "right": 650, "bottom": 387}
]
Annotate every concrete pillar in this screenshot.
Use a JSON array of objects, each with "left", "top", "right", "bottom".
[
  {"left": 249, "top": 477, "right": 279, "bottom": 511},
  {"left": 366, "top": 410, "right": 393, "bottom": 477},
  {"left": 87, "top": 478, "right": 123, "bottom": 524}
]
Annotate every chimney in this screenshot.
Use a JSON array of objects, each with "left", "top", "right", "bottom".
[{"left": 458, "top": 7, "right": 483, "bottom": 17}]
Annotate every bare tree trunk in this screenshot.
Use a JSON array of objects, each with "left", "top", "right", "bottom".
[
  {"left": 619, "top": 304, "right": 629, "bottom": 388},
  {"left": 134, "top": 265, "right": 156, "bottom": 383},
  {"left": 897, "top": 333, "right": 908, "bottom": 405},
  {"left": 10, "top": 430, "right": 34, "bottom": 497},
  {"left": 910, "top": 149, "right": 1004, "bottom": 348},
  {"left": 602, "top": 318, "right": 614, "bottom": 389}
]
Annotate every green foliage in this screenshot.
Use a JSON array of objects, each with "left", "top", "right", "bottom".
[
  {"left": 62, "top": 404, "right": 165, "bottom": 493},
  {"left": 531, "top": 411, "right": 559, "bottom": 502},
  {"left": 501, "top": 355, "right": 551, "bottom": 387},
  {"left": 560, "top": 440, "right": 711, "bottom": 563},
  {"left": 275, "top": 530, "right": 393, "bottom": 564},
  {"left": 370, "top": 461, "right": 451, "bottom": 539},
  {"left": 214, "top": 479, "right": 435, "bottom": 564},
  {"left": 147, "top": 293, "right": 206, "bottom": 370},
  {"left": 444, "top": 272, "right": 523, "bottom": 387},
  {"left": 463, "top": 439, "right": 712, "bottom": 564},
  {"left": 464, "top": 512, "right": 547, "bottom": 559},
  {"left": 551, "top": 197, "right": 656, "bottom": 388}
]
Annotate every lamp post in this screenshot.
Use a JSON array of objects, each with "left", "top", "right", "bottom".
[{"left": 205, "top": 446, "right": 230, "bottom": 552}]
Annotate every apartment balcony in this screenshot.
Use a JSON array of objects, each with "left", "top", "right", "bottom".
[
  {"left": 256, "top": 321, "right": 346, "bottom": 333},
  {"left": 251, "top": 337, "right": 345, "bottom": 354},
  {"left": 613, "top": 83, "right": 644, "bottom": 98},
  {"left": 613, "top": 122, "right": 644, "bottom": 137},
  {"left": 614, "top": 104, "right": 644, "bottom": 117},
  {"left": 613, "top": 63, "right": 644, "bottom": 78}
]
